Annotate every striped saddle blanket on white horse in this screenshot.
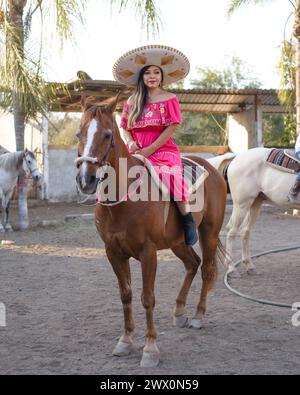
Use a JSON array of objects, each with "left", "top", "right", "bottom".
[{"left": 266, "top": 149, "right": 300, "bottom": 174}]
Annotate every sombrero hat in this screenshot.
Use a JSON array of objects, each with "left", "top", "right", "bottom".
[{"left": 112, "top": 45, "right": 190, "bottom": 86}]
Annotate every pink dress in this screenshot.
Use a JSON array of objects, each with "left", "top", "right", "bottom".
[{"left": 120, "top": 96, "right": 189, "bottom": 202}]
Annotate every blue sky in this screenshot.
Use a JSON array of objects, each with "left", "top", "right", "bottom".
[{"left": 47, "top": 0, "right": 294, "bottom": 88}]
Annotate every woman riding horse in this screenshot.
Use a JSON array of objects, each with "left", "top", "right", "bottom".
[
  {"left": 76, "top": 45, "right": 227, "bottom": 368},
  {"left": 116, "top": 48, "right": 197, "bottom": 245}
]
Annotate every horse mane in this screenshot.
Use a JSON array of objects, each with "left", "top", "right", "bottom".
[{"left": 0, "top": 151, "right": 23, "bottom": 171}]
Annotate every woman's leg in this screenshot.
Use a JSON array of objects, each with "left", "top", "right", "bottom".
[{"left": 176, "top": 201, "right": 198, "bottom": 246}]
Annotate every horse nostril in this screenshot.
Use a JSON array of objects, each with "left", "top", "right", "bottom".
[{"left": 85, "top": 174, "right": 97, "bottom": 185}]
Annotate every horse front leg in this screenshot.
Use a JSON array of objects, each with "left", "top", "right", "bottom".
[
  {"left": 139, "top": 241, "right": 159, "bottom": 368},
  {"left": 0, "top": 195, "right": 6, "bottom": 232},
  {"left": 4, "top": 199, "right": 13, "bottom": 232},
  {"left": 106, "top": 247, "right": 135, "bottom": 357}
]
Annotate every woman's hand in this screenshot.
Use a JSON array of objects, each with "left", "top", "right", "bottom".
[
  {"left": 140, "top": 146, "right": 155, "bottom": 157},
  {"left": 127, "top": 141, "right": 139, "bottom": 153}
]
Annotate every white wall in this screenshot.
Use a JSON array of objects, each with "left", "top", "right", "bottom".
[
  {"left": 227, "top": 108, "right": 256, "bottom": 153},
  {"left": 48, "top": 147, "right": 78, "bottom": 202}
]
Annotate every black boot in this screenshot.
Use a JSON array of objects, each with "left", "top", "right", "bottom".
[
  {"left": 181, "top": 212, "right": 198, "bottom": 246},
  {"left": 288, "top": 179, "right": 300, "bottom": 203}
]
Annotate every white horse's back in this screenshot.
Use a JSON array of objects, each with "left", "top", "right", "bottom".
[{"left": 228, "top": 147, "right": 296, "bottom": 208}]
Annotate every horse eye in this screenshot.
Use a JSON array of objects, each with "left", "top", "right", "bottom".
[
  {"left": 28, "top": 160, "right": 31, "bottom": 164},
  {"left": 76, "top": 129, "right": 82, "bottom": 138},
  {"left": 104, "top": 133, "right": 111, "bottom": 139}
]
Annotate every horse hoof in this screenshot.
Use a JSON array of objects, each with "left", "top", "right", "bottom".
[
  {"left": 112, "top": 341, "right": 133, "bottom": 357},
  {"left": 140, "top": 351, "right": 160, "bottom": 368},
  {"left": 188, "top": 318, "right": 203, "bottom": 329},
  {"left": 173, "top": 314, "right": 189, "bottom": 328}
]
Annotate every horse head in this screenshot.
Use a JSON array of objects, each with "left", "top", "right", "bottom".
[
  {"left": 75, "top": 96, "right": 119, "bottom": 195},
  {"left": 20, "top": 149, "right": 42, "bottom": 183}
]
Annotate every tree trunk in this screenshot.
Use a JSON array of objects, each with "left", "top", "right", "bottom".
[{"left": 8, "top": 0, "right": 29, "bottom": 230}]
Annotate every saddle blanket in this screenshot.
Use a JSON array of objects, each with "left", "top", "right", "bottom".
[
  {"left": 266, "top": 149, "right": 300, "bottom": 174},
  {"left": 134, "top": 154, "right": 209, "bottom": 200}
]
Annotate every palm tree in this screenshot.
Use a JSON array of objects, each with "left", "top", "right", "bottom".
[
  {"left": 228, "top": 0, "right": 300, "bottom": 137},
  {"left": 0, "top": 0, "right": 161, "bottom": 229}
]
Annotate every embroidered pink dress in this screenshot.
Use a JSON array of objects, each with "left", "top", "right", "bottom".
[{"left": 120, "top": 96, "right": 189, "bottom": 201}]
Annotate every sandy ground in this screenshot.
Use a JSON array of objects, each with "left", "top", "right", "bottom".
[{"left": 0, "top": 200, "right": 299, "bottom": 375}]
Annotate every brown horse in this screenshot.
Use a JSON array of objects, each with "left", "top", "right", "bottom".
[{"left": 75, "top": 96, "right": 227, "bottom": 368}]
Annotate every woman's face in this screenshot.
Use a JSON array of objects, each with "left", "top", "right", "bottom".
[{"left": 143, "top": 66, "right": 162, "bottom": 89}]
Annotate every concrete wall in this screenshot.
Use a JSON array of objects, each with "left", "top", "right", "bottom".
[
  {"left": 48, "top": 147, "right": 78, "bottom": 202},
  {"left": 227, "top": 105, "right": 263, "bottom": 153},
  {"left": 227, "top": 108, "right": 256, "bottom": 153}
]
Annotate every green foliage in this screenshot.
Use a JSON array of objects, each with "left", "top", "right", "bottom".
[
  {"left": 48, "top": 113, "right": 80, "bottom": 146},
  {"left": 263, "top": 113, "right": 296, "bottom": 147},
  {"left": 191, "top": 56, "right": 262, "bottom": 89}
]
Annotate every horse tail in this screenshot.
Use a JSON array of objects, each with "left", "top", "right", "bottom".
[{"left": 215, "top": 238, "right": 231, "bottom": 268}]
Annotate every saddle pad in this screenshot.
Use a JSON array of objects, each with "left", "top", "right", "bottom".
[
  {"left": 133, "top": 154, "right": 208, "bottom": 200},
  {"left": 284, "top": 149, "right": 300, "bottom": 163},
  {"left": 266, "top": 149, "right": 300, "bottom": 174}
]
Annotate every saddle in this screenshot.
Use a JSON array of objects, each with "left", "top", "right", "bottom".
[
  {"left": 284, "top": 149, "right": 300, "bottom": 163},
  {"left": 133, "top": 154, "right": 209, "bottom": 225},
  {"left": 266, "top": 149, "right": 300, "bottom": 174},
  {"left": 133, "top": 154, "right": 208, "bottom": 199}
]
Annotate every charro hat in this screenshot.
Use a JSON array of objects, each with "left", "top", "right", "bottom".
[{"left": 112, "top": 45, "right": 190, "bottom": 86}]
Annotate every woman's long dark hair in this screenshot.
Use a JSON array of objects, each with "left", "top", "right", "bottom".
[{"left": 127, "top": 65, "right": 164, "bottom": 129}]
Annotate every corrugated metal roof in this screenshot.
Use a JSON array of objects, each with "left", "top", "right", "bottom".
[{"left": 53, "top": 78, "right": 286, "bottom": 114}]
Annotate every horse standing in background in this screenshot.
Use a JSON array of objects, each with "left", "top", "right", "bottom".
[
  {"left": 208, "top": 147, "right": 300, "bottom": 275},
  {"left": 0, "top": 149, "right": 41, "bottom": 232},
  {"left": 75, "top": 96, "right": 227, "bottom": 368}
]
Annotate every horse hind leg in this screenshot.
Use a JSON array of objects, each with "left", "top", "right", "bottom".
[
  {"left": 225, "top": 202, "right": 253, "bottom": 275},
  {"left": 171, "top": 243, "right": 201, "bottom": 328},
  {"left": 240, "top": 195, "right": 263, "bottom": 274}
]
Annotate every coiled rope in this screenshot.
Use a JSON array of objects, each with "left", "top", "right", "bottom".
[{"left": 224, "top": 245, "right": 300, "bottom": 309}]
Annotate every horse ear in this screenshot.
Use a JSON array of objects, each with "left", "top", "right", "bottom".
[
  {"left": 106, "top": 92, "right": 121, "bottom": 114},
  {"left": 81, "top": 96, "right": 93, "bottom": 112}
]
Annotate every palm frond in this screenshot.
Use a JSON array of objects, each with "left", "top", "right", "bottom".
[
  {"left": 227, "top": 0, "right": 272, "bottom": 16},
  {"left": 110, "top": 0, "right": 161, "bottom": 38}
]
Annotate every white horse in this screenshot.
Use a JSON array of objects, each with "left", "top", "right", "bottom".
[
  {"left": 208, "top": 147, "right": 300, "bottom": 274},
  {"left": 0, "top": 149, "right": 41, "bottom": 232}
]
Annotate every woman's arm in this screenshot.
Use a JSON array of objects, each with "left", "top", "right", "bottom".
[
  {"left": 141, "top": 125, "right": 177, "bottom": 156},
  {"left": 120, "top": 128, "right": 139, "bottom": 152}
]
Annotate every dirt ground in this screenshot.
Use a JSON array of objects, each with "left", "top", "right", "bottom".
[{"left": 0, "top": 200, "right": 299, "bottom": 375}]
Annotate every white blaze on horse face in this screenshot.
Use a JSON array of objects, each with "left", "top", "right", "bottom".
[{"left": 82, "top": 118, "right": 97, "bottom": 177}]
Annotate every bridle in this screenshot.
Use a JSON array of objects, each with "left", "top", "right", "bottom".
[
  {"left": 75, "top": 115, "right": 148, "bottom": 207},
  {"left": 75, "top": 119, "right": 115, "bottom": 174},
  {"left": 23, "top": 152, "right": 39, "bottom": 177}
]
